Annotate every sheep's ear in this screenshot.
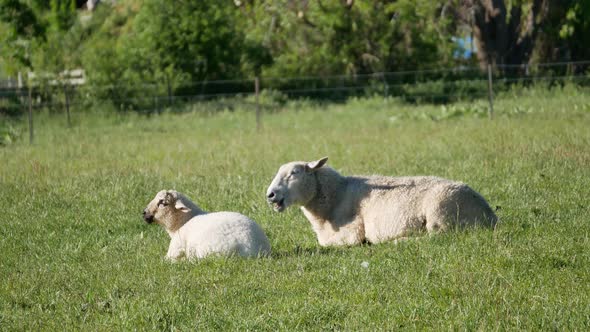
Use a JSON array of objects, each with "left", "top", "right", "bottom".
[
  {"left": 175, "top": 198, "right": 191, "bottom": 213},
  {"left": 164, "top": 191, "right": 176, "bottom": 205},
  {"left": 306, "top": 157, "right": 328, "bottom": 172}
]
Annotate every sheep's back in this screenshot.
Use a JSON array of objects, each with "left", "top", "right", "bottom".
[
  {"left": 351, "top": 175, "right": 492, "bottom": 242},
  {"left": 353, "top": 175, "right": 455, "bottom": 204},
  {"left": 180, "top": 212, "right": 271, "bottom": 258}
]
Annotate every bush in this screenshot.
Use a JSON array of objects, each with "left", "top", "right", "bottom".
[
  {"left": 0, "top": 92, "right": 23, "bottom": 117},
  {"left": 0, "top": 117, "right": 21, "bottom": 145}
]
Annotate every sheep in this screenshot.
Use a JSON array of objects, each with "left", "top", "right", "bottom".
[
  {"left": 266, "top": 157, "right": 497, "bottom": 246},
  {"left": 142, "top": 190, "right": 271, "bottom": 260}
]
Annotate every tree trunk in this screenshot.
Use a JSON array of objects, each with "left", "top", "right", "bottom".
[{"left": 471, "top": 0, "right": 548, "bottom": 70}]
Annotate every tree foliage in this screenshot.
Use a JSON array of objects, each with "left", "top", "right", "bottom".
[
  {"left": 78, "top": 1, "right": 247, "bottom": 110},
  {"left": 448, "top": 0, "right": 590, "bottom": 70},
  {"left": 0, "top": 0, "right": 45, "bottom": 71},
  {"left": 122, "top": 1, "right": 243, "bottom": 84},
  {"left": 537, "top": 0, "right": 590, "bottom": 66},
  {"left": 1, "top": 0, "right": 589, "bottom": 113},
  {"left": 49, "top": 0, "right": 76, "bottom": 32},
  {"left": 238, "top": 0, "right": 454, "bottom": 78}
]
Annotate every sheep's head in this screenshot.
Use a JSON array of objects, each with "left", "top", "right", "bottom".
[
  {"left": 143, "top": 190, "right": 193, "bottom": 229},
  {"left": 266, "top": 157, "right": 328, "bottom": 212}
]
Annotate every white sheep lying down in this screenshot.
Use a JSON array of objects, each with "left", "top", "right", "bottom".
[
  {"left": 143, "top": 190, "right": 271, "bottom": 260},
  {"left": 266, "top": 157, "right": 497, "bottom": 247}
]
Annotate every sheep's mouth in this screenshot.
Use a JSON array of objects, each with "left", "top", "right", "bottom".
[{"left": 271, "top": 198, "right": 285, "bottom": 212}]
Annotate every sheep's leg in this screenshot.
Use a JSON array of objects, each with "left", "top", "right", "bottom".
[
  {"left": 424, "top": 204, "right": 452, "bottom": 234},
  {"left": 165, "top": 249, "right": 185, "bottom": 262},
  {"left": 321, "top": 234, "right": 354, "bottom": 246},
  {"left": 165, "top": 238, "right": 185, "bottom": 262},
  {"left": 321, "top": 223, "right": 365, "bottom": 246}
]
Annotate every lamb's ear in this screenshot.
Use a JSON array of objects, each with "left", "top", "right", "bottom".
[
  {"left": 175, "top": 197, "right": 192, "bottom": 213},
  {"left": 164, "top": 191, "right": 176, "bottom": 205},
  {"left": 306, "top": 157, "right": 328, "bottom": 172}
]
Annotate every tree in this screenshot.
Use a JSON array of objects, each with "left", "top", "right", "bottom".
[
  {"left": 78, "top": 1, "right": 249, "bottom": 111},
  {"left": 535, "top": 0, "right": 590, "bottom": 68},
  {"left": 0, "top": 0, "right": 46, "bottom": 72},
  {"left": 112, "top": 0, "right": 248, "bottom": 108},
  {"left": 79, "top": 3, "right": 137, "bottom": 110},
  {"left": 557, "top": 1, "right": 590, "bottom": 63},
  {"left": 237, "top": 0, "right": 454, "bottom": 78},
  {"left": 32, "top": 0, "right": 80, "bottom": 78},
  {"left": 49, "top": 0, "right": 76, "bottom": 32},
  {"left": 456, "top": 0, "right": 549, "bottom": 69},
  {"left": 123, "top": 1, "right": 244, "bottom": 83},
  {"left": 0, "top": 0, "right": 78, "bottom": 75}
]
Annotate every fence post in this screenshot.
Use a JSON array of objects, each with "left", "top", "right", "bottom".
[
  {"left": 17, "top": 72, "right": 23, "bottom": 89},
  {"left": 255, "top": 76, "right": 261, "bottom": 131},
  {"left": 487, "top": 63, "right": 494, "bottom": 120},
  {"left": 64, "top": 84, "right": 71, "bottom": 127},
  {"left": 18, "top": 72, "right": 24, "bottom": 115},
  {"left": 382, "top": 73, "right": 389, "bottom": 98},
  {"left": 167, "top": 79, "right": 172, "bottom": 108},
  {"left": 28, "top": 82, "right": 34, "bottom": 144}
]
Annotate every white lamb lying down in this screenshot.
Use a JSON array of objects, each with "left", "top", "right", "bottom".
[
  {"left": 266, "top": 157, "right": 497, "bottom": 247},
  {"left": 143, "top": 190, "right": 271, "bottom": 260}
]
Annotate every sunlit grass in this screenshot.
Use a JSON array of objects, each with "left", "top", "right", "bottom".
[{"left": 1, "top": 90, "right": 589, "bottom": 329}]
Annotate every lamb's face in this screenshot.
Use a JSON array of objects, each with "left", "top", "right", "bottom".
[
  {"left": 266, "top": 157, "right": 328, "bottom": 212},
  {"left": 143, "top": 190, "right": 188, "bottom": 225}
]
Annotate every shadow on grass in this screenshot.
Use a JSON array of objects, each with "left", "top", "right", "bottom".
[{"left": 270, "top": 243, "right": 373, "bottom": 259}]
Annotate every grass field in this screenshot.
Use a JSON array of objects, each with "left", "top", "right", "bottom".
[{"left": 1, "top": 87, "right": 589, "bottom": 330}]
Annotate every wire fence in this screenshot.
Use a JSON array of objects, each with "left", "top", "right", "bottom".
[
  {"left": 1, "top": 60, "right": 589, "bottom": 143},
  {"left": 2, "top": 61, "right": 589, "bottom": 114}
]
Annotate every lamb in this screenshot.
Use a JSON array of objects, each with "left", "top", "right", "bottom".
[
  {"left": 266, "top": 157, "right": 497, "bottom": 246},
  {"left": 142, "top": 190, "right": 271, "bottom": 260}
]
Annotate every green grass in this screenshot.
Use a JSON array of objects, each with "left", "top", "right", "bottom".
[{"left": 1, "top": 88, "right": 590, "bottom": 330}]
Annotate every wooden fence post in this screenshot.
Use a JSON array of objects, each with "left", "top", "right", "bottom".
[
  {"left": 382, "top": 73, "right": 389, "bottom": 98},
  {"left": 255, "top": 76, "right": 261, "bottom": 131},
  {"left": 64, "top": 84, "right": 71, "bottom": 127},
  {"left": 28, "top": 83, "right": 34, "bottom": 144},
  {"left": 487, "top": 63, "right": 494, "bottom": 120},
  {"left": 167, "top": 78, "right": 172, "bottom": 108}
]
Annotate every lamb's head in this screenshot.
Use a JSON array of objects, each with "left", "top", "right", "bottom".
[
  {"left": 266, "top": 157, "right": 328, "bottom": 212},
  {"left": 142, "top": 190, "right": 197, "bottom": 231}
]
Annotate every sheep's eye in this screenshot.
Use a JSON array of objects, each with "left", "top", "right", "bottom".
[{"left": 157, "top": 200, "right": 168, "bottom": 207}]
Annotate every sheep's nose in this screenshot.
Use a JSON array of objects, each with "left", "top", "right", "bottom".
[
  {"left": 142, "top": 209, "right": 154, "bottom": 223},
  {"left": 267, "top": 191, "right": 275, "bottom": 199}
]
